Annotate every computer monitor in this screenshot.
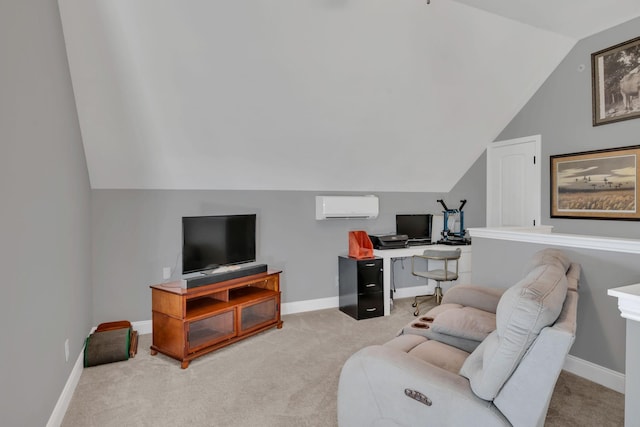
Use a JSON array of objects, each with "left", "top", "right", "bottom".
[{"left": 396, "top": 214, "right": 433, "bottom": 240}]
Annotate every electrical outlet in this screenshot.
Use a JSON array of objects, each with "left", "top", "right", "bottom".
[
  {"left": 163, "top": 267, "right": 171, "bottom": 280},
  {"left": 65, "top": 339, "right": 69, "bottom": 362}
]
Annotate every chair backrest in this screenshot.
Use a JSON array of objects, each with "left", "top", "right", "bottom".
[
  {"left": 427, "top": 247, "right": 460, "bottom": 277},
  {"left": 414, "top": 248, "right": 461, "bottom": 281},
  {"left": 422, "top": 248, "right": 461, "bottom": 260}
]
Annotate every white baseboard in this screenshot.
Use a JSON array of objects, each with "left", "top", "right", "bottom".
[
  {"left": 46, "top": 345, "right": 85, "bottom": 427},
  {"left": 280, "top": 289, "right": 429, "bottom": 315},
  {"left": 281, "top": 296, "right": 339, "bottom": 315},
  {"left": 47, "top": 321, "right": 152, "bottom": 427},
  {"left": 563, "top": 354, "right": 625, "bottom": 393},
  {"left": 132, "top": 320, "right": 153, "bottom": 335}
]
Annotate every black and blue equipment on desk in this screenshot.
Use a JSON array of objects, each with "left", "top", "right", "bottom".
[{"left": 437, "top": 199, "right": 471, "bottom": 246}]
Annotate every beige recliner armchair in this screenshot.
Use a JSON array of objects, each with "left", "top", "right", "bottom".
[{"left": 338, "top": 249, "right": 580, "bottom": 427}]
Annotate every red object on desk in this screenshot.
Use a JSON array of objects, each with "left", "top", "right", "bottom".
[{"left": 348, "top": 230, "right": 374, "bottom": 259}]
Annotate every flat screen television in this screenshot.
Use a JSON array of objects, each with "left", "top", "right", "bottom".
[
  {"left": 182, "top": 214, "right": 256, "bottom": 274},
  {"left": 396, "top": 214, "right": 433, "bottom": 240}
]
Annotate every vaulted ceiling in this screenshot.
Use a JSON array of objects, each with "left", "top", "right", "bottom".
[
  {"left": 451, "top": 0, "right": 640, "bottom": 40},
  {"left": 58, "top": 0, "right": 640, "bottom": 192}
]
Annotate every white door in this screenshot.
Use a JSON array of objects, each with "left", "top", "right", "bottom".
[{"left": 486, "top": 135, "right": 541, "bottom": 227}]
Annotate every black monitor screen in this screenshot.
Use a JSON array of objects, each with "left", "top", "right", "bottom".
[
  {"left": 182, "top": 214, "right": 256, "bottom": 274},
  {"left": 396, "top": 214, "right": 432, "bottom": 240}
]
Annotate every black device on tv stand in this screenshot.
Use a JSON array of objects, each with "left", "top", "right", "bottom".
[{"left": 185, "top": 263, "right": 268, "bottom": 289}]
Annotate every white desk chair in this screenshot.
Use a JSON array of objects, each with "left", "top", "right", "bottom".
[{"left": 411, "top": 248, "right": 461, "bottom": 316}]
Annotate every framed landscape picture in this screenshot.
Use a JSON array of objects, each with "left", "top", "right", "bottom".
[
  {"left": 592, "top": 36, "right": 640, "bottom": 126},
  {"left": 550, "top": 146, "right": 640, "bottom": 220}
]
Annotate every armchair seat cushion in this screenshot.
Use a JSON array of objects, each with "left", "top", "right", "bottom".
[
  {"left": 441, "top": 286, "right": 506, "bottom": 313},
  {"left": 399, "top": 302, "right": 496, "bottom": 353},
  {"left": 384, "top": 333, "right": 427, "bottom": 353},
  {"left": 430, "top": 306, "right": 496, "bottom": 341},
  {"left": 408, "top": 340, "right": 470, "bottom": 374},
  {"left": 384, "top": 334, "right": 469, "bottom": 374}
]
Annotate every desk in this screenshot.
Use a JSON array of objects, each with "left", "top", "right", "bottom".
[{"left": 374, "top": 244, "right": 472, "bottom": 316}]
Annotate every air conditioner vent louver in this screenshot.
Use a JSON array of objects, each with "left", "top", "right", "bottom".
[{"left": 315, "top": 196, "right": 379, "bottom": 220}]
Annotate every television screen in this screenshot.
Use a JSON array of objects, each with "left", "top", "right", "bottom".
[
  {"left": 396, "top": 214, "right": 432, "bottom": 240},
  {"left": 182, "top": 214, "right": 256, "bottom": 274}
]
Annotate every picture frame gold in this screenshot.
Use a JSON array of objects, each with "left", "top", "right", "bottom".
[
  {"left": 592, "top": 36, "right": 640, "bottom": 126},
  {"left": 550, "top": 145, "right": 640, "bottom": 220}
]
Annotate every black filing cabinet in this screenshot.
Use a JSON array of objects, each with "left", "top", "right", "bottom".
[{"left": 338, "top": 256, "right": 383, "bottom": 320}]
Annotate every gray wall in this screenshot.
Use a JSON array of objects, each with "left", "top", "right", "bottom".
[
  {"left": 91, "top": 160, "right": 486, "bottom": 324},
  {"left": 471, "top": 238, "right": 631, "bottom": 372},
  {"left": 392, "top": 151, "right": 487, "bottom": 289},
  {"left": 497, "top": 16, "right": 640, "bottom": 239},
  {"left": 0, "top": 1, "right": 92, "bottom": 426},
  {"left": 480, "top": 17, "right": 640, "bottom": 374}
]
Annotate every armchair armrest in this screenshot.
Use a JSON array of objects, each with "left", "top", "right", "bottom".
[
  {"left": 338, "top": 345, "right": 510, "bottom": 427},
  {"left": 440, "top": 285, "right": 505, "bottom": 313}
]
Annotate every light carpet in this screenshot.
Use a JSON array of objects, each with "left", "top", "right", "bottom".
[{"left": 62, "top": 298, "right": 624, "bottom": 426}]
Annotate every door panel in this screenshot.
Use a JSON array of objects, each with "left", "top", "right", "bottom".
[{"left": 487, "top": 135, "right": 541, "bottom": 227}]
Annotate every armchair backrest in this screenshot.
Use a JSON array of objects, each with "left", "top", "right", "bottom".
[
  {"left": 494, "top": 268, "right": 579, "bottom": 427},
  {"left": 460, "top": 263, "right": 568, "bottom": 396},
  {"left": 459, "top": 247, "right": 580, "bottom": 427}
]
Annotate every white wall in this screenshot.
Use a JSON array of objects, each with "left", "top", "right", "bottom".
[{"left": 59, "top": 0, "right": 574, "bottom": 192}]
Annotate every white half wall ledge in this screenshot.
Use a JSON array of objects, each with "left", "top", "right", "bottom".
[
  {"left": 468, "top": 226, "right": 640, "bottom": 254},
  {"left": 609, "top": 284, "right": 640, "bottom": 322}
]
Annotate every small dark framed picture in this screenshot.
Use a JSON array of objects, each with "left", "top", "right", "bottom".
[
  {"left": 592, "top": 36, "right": 640, "bottom": 126},
  {"left": 550, "top": 145, "right": 640, "bottom": 220}
]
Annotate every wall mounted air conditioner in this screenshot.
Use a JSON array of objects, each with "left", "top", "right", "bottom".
[{"left": 315, "top": 195, "right": 379, "bottom": 220}]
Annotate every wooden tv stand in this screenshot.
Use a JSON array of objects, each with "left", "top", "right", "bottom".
[{"left": 150, "top": 270, "right": 282, "bottom": 368}]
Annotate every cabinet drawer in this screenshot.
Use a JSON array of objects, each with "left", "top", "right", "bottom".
[
  {"left": 357, "top": 259, "right": 383, "bottom": 287},
  {"left": 358, "top": 291, "right": 383, "bottom": 319},
  {"left": 188, "top": 309, "right": 236, "bottom": 352},
  {"left": 358, "top": 280, "right": 382, "bottom": 294}
]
